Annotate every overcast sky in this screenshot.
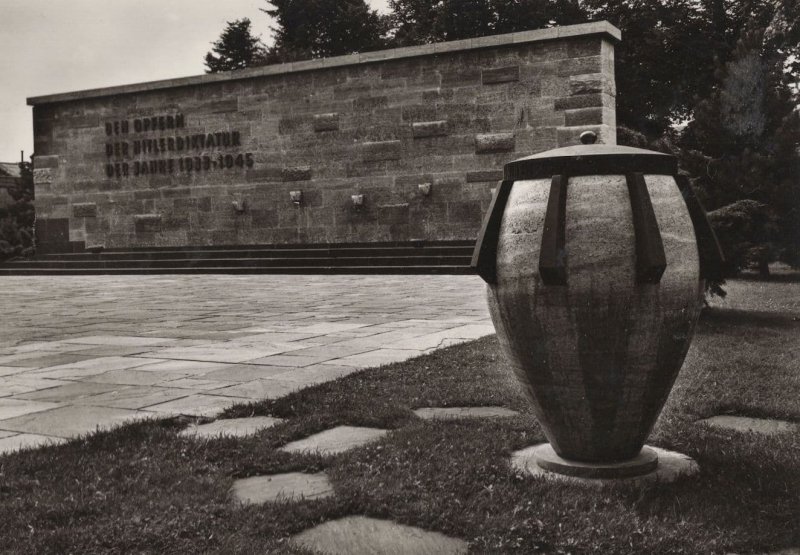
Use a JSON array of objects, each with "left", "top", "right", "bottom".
[{"left": 0, "top": 0, "right": 390, "bottom": 162}]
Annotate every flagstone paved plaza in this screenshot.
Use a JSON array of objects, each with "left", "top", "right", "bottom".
[{"left": 0, "top": 275, "right": 491, "bottom": 453}]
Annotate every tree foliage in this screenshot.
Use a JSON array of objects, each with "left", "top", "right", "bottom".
[
  {"left": 205, "top": 0, "right": 799, "bottom": 274},
  {"left": 0, "top": 161, "right": 35, "bottom": 261},
  {"left": 263, "top": 0, "right": 388, "bottom": 63},
  {"left": 680, "top": 24, "right": 800, "bottom": 270},
  {"left": 205, "top": 18, "right": 266, "bottom": 73},
  {"left": 388, "top": 0, "right": 586, "bottom": 46},
  {"left": 707, "top": 200, "right": 779, "bottom": 276}
]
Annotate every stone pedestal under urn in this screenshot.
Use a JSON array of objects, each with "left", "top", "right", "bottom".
[{"left": 472, "top": 131, "right": 723, "bottom": 480}]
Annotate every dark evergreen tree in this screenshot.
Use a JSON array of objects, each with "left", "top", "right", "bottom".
[
  {"left": 492, "top": 0, "right": 586, "bottom": 34},
  {"left": 680, "top": 24, "right": 800, "bottom": 272},
  {"left": 0, "top": 160, "right": 35, "bottom": 261},
  {"left": 583, "top": 0, "right": 799, "bottom": 138},
  {"left": 263, "top": 0, "right": 388, "bottom": 63},
  {"left": 582, "top": 0, "right": 714, "bottom": 137},
  {"left": 204, "top": 18, "right": 266, "bottom": 73},
  {"left": 388, "top": 0, "right": 585, "bottom": 47}
]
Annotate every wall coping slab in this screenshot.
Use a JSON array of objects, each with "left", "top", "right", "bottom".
[{"left": 27, "top": 21, "right": 620, "bottom": 106}]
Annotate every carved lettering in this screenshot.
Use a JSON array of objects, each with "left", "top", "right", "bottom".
[{"left": 102, "top": 113, "right": 249, "bottom": 178}]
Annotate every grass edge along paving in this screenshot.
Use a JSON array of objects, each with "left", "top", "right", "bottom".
[{"left": 0, "top": 287, "right": 798, "bottom": 554}]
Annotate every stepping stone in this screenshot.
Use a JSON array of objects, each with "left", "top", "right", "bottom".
[
  {"left": 230, "top": 472, "right": 333, "bottom": 504},
  {"left": 180, "top": 416, "right": 284, "bottom": 439},
  {"left": 413, "top": 406, "right": 519, "bottom": 420},
  {"left": 279, "top": 425, "right": 388, "bottom": 456},
  {"left": 699, "top": 415, "right": 798, "bottom": 436},
  {"left": 290, "top": 515, "right": 468, "bottom": 555}
]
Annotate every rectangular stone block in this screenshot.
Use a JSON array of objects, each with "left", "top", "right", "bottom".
[
  {"left": 466, "top": 170, "right": 504, "bottom": 183},
  {"left": 567, "top": 37, "right": 603, "bottom": 58},
  {"left": 163, "top": 215, "right": 190, "bottom": 230},
  {"left": 564, "top": 107, "right": 604, "bottom": 126},
  {"left": 402, "top": 105, "right": 437, "bottom": 122},
  {"left": 34, "top": 155, "right": 59, "bottom": 169},
  {"left": 282, "top": 166, "right": 313, "bottom": 182},
  {"left": 162, "top": 187, "right": 191, "bottom": 198},
  {"left": 475, "top": 133, "right": 515, "bottom": 154},
  {"left": 569, "top": 73, "right": 615, "bottom": 96},
  {"left": 354, "top": 96, "right": 388, "bottom": 111},
  {"left": 134, "top": 190, "right": 160, "bottom": 200},
  {"left": 72, "top": 203, "right": 97, "bottom": 218},
  {"left": 279, "top": 115, "right": 313, "bottom": 135},
  {"left": 313, "top": 113, "right": 339, "bottom": 132},
  {"left": 33, "top": 168, "right": 54, "bottom": 185},
  {"left": 246, "top": 167, "right": 284, "bottom": 183},
  {"left": 554, "top": 93, "right": 603, "bottom": 111},
  {"left": 412, "top": 121, "right": 449, "bottom": 139},
  {"left": 134, "top": 214, "right": 162, "bottom": 233},
  {"left": 377, "top": 203, "right": 409, "bottom": 225},
  {"left": 482, "top": 66, "right": 519, "bottom": 85},
  {"left": 362, "top": 140, "right": 402, "bottom": 162},
  {"left": 557, "top": 56, "right": 602, "bottom": 77},
  {"left": 85, "top": 217, "right": 110, "bottom": 233},
  {"left": 196, "top": 98, "right": 238, "bottom": 113},
  {"left": 441, "top": 68, "right": 481, "bottom": 86}
]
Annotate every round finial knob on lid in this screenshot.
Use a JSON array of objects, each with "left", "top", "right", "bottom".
[{"left": 580, "top": 130, "right": 597, "bottom": 145}]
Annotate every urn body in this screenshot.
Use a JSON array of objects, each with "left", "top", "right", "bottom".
[{"left": 477, "top": 152, "right": 710, "bottom": 462}]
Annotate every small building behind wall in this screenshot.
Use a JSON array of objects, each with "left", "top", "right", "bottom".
[{"left": 28, "top": 21, "right": 620, "bottom": 254}]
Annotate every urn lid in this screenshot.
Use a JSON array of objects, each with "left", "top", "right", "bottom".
[{"left": 504, "top": 131, "right": 677, "bottom": 180}]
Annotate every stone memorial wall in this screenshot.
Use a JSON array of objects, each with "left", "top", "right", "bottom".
[{"left": 29, "top": 22, "right": 619, "bottom": 253}]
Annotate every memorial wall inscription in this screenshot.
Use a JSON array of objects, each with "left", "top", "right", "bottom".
[{"left": 103, "top": 112, "right": 254, "bottom": 178}]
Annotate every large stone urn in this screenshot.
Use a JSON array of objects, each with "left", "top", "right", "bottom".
[{"left": 472, "top": 131, "right": 723, "bottom": 478}]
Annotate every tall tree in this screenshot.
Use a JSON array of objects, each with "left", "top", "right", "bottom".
[
  {"left": 388, "top": 0, "right": 586, "bottom": 47},
  {"left": 680, "top": 23, "right": 800, "bottom": 271},
  {"left": 584, "top": 0, "right": 798, "bottom": 137},
  {"left": 0, "top": 160, "right": 34, "bottom": 261},
  {"left": 582, "top": 0, "right": 714, "bottom": 136},
  {"left": 205, "top": 18, "right": 266, "bottom": 73},
  {"left": 264, "top": 0, "right": 388, "bottom": 63},
  {"left": 492, "top": 0, "right": 585, "bottom": 34}
]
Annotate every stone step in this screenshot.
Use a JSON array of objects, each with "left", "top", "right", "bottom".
[
  {"left": 0, "top": 265, "right": 475, "bottom": 276},
  {"left": 34, "top": 245, "right": 476, "bottom": 261},
  {"left": 0, "top": 241, "right": 477, "bottom": 275},
  {"left": 3, "top": 255, "right": 472, "bottom": 269}
]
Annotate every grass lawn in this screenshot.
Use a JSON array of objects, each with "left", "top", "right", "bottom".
[{"left": 1, "top": 278, "right": 798, "bottom": 554}]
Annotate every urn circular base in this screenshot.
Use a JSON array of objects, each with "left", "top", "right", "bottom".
[
  {"left": 512, "top": 444, "right": 699, "bottom": 485},
  {"left": 534, "top": 444, "right": 659, "bottom": 479}
]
